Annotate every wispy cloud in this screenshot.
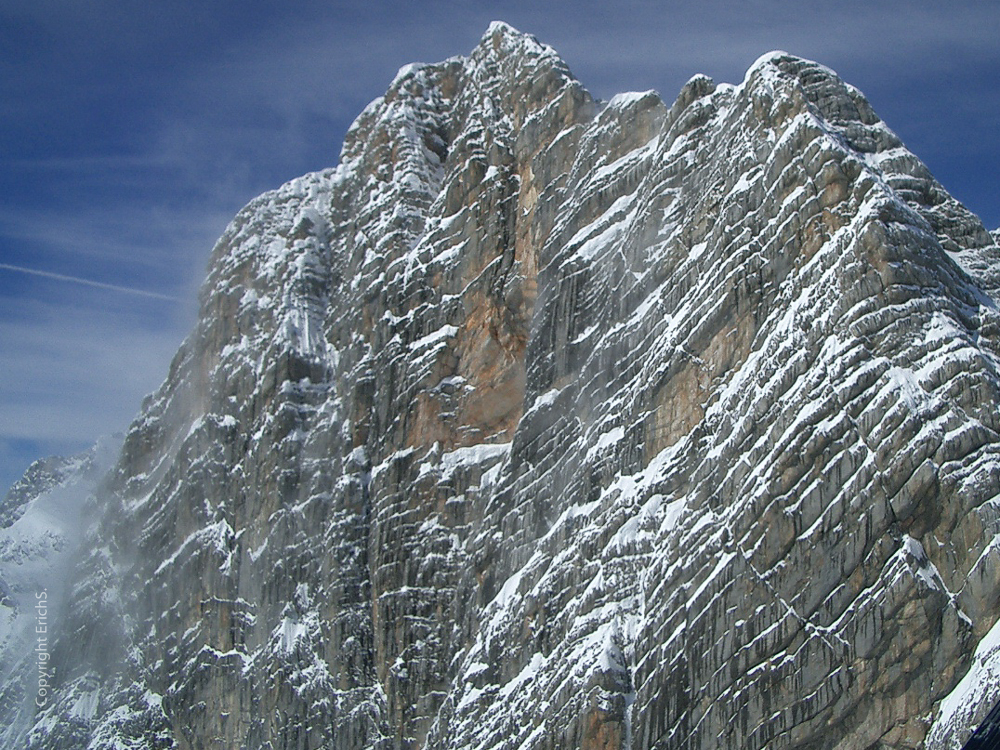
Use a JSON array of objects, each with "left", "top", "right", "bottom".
[
  {"left": 0, "top": 263, "right": 183, "bottom": 302},
  {"left": 0, "top": 284, "right": 192, "bottom": 488},
  {"left": 533, "top": 0, "right": 1000, "bottom": 100},
  {"left": 0, "top": 291, "right": 189, "bottom": 477},
  {"left": 0, "top": 202, "right": 229, "bottom": 272}
]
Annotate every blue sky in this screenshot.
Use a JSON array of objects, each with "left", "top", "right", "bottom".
[{"left": 1, "top": 0, "right": 998, "bottom": 492}]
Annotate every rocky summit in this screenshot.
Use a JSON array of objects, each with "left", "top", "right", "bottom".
[{"left": 4, "top": 21, "right": 1000, "bottom": 750}]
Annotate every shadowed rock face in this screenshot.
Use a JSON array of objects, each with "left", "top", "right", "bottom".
[{"left": 11, "top": 22, "right": 1000, "bottom": 750}]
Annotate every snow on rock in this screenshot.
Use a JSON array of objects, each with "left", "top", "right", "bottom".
[{"left": 0, "top": 439, "right": 118, "bottom": 749}]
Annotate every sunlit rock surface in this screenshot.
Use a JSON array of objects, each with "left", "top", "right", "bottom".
[{"left": 9, "top": 22, "right": 1000, "bottom": 750}]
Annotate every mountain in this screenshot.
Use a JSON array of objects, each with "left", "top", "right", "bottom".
[
  {"left": 8, "top": 21, "right": 1000, "bottom": 750},
  {"left": 0, "top": 442, "right": 118, "bottom": 749}
]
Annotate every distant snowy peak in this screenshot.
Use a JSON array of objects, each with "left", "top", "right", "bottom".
[
  {"left": 0, "top": 439, "right": 119, "bottom": 749},
  {"left": 0, "top": 451, "right": 94, "bottom": 528}
]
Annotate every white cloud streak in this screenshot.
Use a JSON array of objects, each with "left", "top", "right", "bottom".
[{"left": 0, "top": 263, "right": 183, "bottom": 302}]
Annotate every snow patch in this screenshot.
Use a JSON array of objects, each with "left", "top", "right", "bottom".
[{"left": 928, "top": 612, "right": 1000, "bottom": 748}]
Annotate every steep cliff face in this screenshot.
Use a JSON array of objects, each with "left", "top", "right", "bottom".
[{"left": 12, "top": 22, "right": 1000, "bottom": 750}]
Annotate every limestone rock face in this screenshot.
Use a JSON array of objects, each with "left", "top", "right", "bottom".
[{"left": 9, "top": 24, "right": 1000, "bottom": 750}]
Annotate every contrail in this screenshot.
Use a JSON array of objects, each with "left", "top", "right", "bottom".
[{"left": 0, "top": 263, "right": 183, "bottom": 302}]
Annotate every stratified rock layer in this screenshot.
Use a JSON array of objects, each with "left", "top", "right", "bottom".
[{"left": 13, "top": 23, "right": 1000, "bottom": 750}]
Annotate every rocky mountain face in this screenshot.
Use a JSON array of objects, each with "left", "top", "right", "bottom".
[{"left": 8, "top": 22, "right": 1000, "bottom": 750}]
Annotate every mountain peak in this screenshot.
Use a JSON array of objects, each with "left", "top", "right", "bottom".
[
  {"left": 745, "top": 48, "right": 795, "bottom": 74},
  {"left": 484, "top": 19, "right": 521, "bottom": 38},
  {"left": 472, "top": 20, "right": 572, "bottom": 76},
  {"left": 480, "top": 20, "right": 540, "bottom": 49}
]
